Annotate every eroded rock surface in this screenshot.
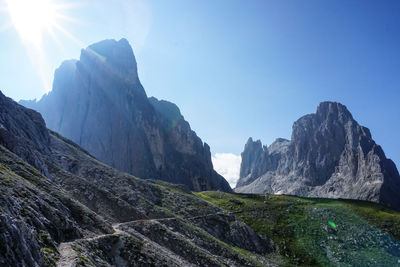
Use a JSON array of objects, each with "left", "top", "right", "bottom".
[
  {"left": 236, "top": 102, "right": 400, "bottom": 210},
  {"left": 21, "top": 39, "right": 231, "bottom": 192},
  {"left": 1, "top": 91, "right": 272, "bottom": 266}
]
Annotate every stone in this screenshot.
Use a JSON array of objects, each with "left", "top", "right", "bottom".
[
  {"left": 21, "top": 39, "right": 231, "bottom": 192},
  {"left": 0, "top": 90, "right": 272, "bottom": 266},
  {"left": 236, "top": 102, "right": 400, "bottom": 210}
]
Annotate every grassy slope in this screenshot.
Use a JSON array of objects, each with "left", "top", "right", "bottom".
[
  {"left": 153, "top": 181, "right": 278, "bottom": 266},
  {"left": 196, "top": 192, "right": 400, "bottom": 267}
]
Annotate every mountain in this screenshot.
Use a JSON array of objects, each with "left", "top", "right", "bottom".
[
  {"left": 3, "top": 75, "right": 400, "bottom": 267},
  {"left": 1, "top": 91, "right": 272, "bottom": 266},
  {"left": 236, "top": 102, "right": 400, "bottom": 210},
  {"left": 20, "top": 38, "right": 231, "bottom": 192}
]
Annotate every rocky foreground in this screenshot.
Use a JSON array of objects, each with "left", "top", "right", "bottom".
[
  {"left": 0, "top": 91, "right": 272, "bottom": 266},
  {"left": 236, "top": 102, "right": 400, "bottom": 210}
]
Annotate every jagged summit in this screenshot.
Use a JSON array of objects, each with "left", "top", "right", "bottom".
[
  {"left": 236, "top": 101, "right": 400, "bottom": 210},
  {"left": 21, "top": 39, "right": 231, "bottom": 192},
  {"left": 83, "top": 38, "right": 138, "bottom": 77},
  {"left": 316, "top": 101, "right": 353, "bottom": 117}
]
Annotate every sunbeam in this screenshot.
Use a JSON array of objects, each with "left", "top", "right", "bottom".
[
  {"left": 1, "top": 0, "right": 82, "bottom": 93},
  {"left": 5, "top": 0, "right": 82, "bottom": 47}
]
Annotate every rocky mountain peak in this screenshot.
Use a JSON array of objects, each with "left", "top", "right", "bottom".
[
  {"left": 243, "top": 138, "right": 264, "bottom": 155},
  {"left": 292, "top": 102, "right": 356, "bottom": 143},
  {"left": 21, "top": 39, "right": 231, "bottom": 192},
  {"left": 236, "top": 101, "right": 400, "bottom": 210},
  {"left": 316, "top": 101, "right": 353, "bottom": 121},
  {"left": 81, "top": 38, "right": 138, "bottom": 76},
  {"left": 238, "top": 137, "right": 268, "bottom": 188}
]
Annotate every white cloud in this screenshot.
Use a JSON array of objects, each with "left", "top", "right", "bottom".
[{"left": 212, "top": 153, "right": 241, "bottom": 188}]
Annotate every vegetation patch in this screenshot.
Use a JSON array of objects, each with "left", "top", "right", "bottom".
[
  {"left": 77, "top": 254, "right": 90, "bottom": 266},
  {"left": 41, "top": 247, "right": 59, "bottom": 267},
  {"left": 196, "top": 191, "right": 400, "bottom": 266},
  {"left": 38, "top": 231, "right": 52, "bottom": 247}
]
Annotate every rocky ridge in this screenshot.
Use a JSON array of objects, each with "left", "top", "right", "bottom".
[
  {"left": 21, "top": 38, "right": 231, "bottom": 192},
  {"left": 1, "top": 91, "right": 273, "bottom": 266},
  {"left": 236, "top": 102, "right": 400, "bottom": 210}
]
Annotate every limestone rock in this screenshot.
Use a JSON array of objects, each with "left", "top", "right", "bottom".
[
  {"left": 236, "top": 102, "right": 400, "bottom": 210},
  {"left": 2, "top": 90, "right": 270, "bottom": 266},
  {"left": 21, "top": 39, "right": 231, "bottom": 192}
]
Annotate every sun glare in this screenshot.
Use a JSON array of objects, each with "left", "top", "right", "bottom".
[
  {"left": 2, "top": 0, "right": 80, "bottom": 93},
  {"left": 7, "top": 0, "right": 58, "bottom": 46}
]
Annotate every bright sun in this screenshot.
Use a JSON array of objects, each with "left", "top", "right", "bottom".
[
  {"left": 6, "top": 0, "right": 58, "bottom": 46},
  {"left": 2, "top": 0, "right": 78, "bottom": 92}
]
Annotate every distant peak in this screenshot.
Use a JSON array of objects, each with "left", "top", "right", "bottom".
[
  {"left": 246, "top": 137, "right": 254, "bottom": 143},
  {"left": 317, "top": 101, "right": 348, "bottom": 112},
  {"left": 316, "top": 101, "right": 353, "bottom": 120},
  {"left": 118, "top": 37, "right": 130, "bottom": 45},
  {"left": 244, "top": 137, "right": 263, "bottom": 152},
  {"left": 246, "top": 137, "right": 262, "bottom": 146},
  {"left": 81, "top": 38, "right": 137, "bottom": 75},
  {"left": 273, "top": 138, "right": 289, "bottom": 143},
  {"left": 86, "top": 38, "right": 131, "bottom": 54}
]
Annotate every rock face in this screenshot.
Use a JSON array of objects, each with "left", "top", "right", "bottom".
[
  {"left": 1, "top": 91, "right": 271, "bottom": 266},
  {"left": 236, "top": 102, "right": 400, "bottom": 210},
  {"left": 21, "top": 38, "right": 231, "bottom": 192}
]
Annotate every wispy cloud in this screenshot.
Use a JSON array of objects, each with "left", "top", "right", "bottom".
[{"left": 212, "top": 153, "right": 241, "bottom": 188}]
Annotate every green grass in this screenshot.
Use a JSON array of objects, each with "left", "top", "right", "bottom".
[
  {"left": 41, "top": 247, "right": 59, "bottom": 267},
  {"left": 343, "top": 200, "right": 400, "bottom": 240},
  {"left": 196, "top": 191, "right": 400, "bottom": 267}
]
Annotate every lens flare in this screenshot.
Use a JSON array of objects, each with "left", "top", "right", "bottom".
[
  {"left": 328, "top": 220, "right": 337, "bottom": 229},
  {"left": 1, "top": 0, "right": 81, "bottom": 93},
  {"left": 6, "top": 0, "right": 58, "bottom": 46}
]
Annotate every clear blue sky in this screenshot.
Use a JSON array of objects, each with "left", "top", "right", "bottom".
[{"left": 1, "top": 0, "right": 399, "bottom": 169}]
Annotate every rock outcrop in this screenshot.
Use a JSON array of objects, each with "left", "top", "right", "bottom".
[
  {"left": 1, "top": 91, "right": 271, "bottom": 266},
  {"left": 236, "top": 102, "right": 400, "bottom": 210},
  {"left": 21, "top": 38, "right": 231, "bottom": 192}
]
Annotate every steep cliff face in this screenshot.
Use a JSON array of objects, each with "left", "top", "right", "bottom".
[
  {"left": 236, "top": 102, "right": 400, "bottom": 210},
  {"left": 1, "top": 91, "right": 271, "bottom": 266},
  {"left": 21, "top": 38, "right": 231, "bottom": 192},
  {"left": 0, "top": 91, "right": 51, "bottom": 176},
  {"left": 238, "top": 137, "right": 290, "bottom": 188},
  {"left": 0, "top": 92, "right": 114, "bottom": 266},
  {"left": 148, "top": 97, "right": 230, "bottom": 191}
]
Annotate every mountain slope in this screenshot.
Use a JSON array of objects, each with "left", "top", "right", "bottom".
[
  {"left": 197, "top": 191, "right": 400, "bottom": 267},
  {"left": 236, "top": 102, "right": 400, "bottom": 210},
  {"left": 1, "top": 91, "right": 273, "bottom": 266},
  {"left": 21, "top": 38, "right": 231, "bottom": 192}
]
